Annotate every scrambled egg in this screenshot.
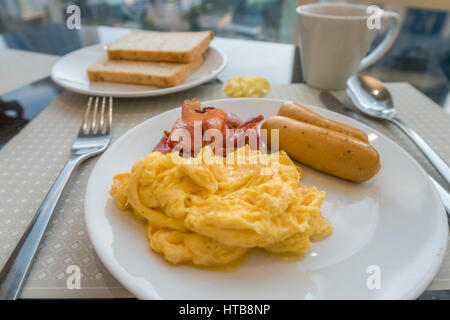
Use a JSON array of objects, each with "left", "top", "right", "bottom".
[{"left": 110, "top": 146, "right": 332, "bottom": 268}]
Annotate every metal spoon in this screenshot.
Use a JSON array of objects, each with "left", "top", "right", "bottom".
[{"left": 347, "top": 75, "right": 450, "bottom": 186}]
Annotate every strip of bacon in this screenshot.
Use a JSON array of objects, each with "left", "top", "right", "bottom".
[
  {"left": 226, "top": 112, "right": 243, "bottom": 128},
  {"left": 152, "top": 130, "right": 171, "bottom": 154},
  {"left": 152, "top": 99, "right": 264, "bottom": 155},
  {"left": 224, "top": 115, "right": 264, "bottom": 153},
  {"left": 237, "top": 115, "right": 264, "bottom": 130},
  {"left": 181, "top": 99, "right": 227, "bottom": 134}
]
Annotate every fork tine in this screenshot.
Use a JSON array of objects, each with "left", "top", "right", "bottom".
[
  {"left": 105, "top": 97, "right": 113, "bottom": 134},
  {"left": 81, "top": 97, "right": 93, "bottom": 133},
  {"left": 90, "top": 97, "right": 99, "bottom": 133},
  {"left": 79, "top": 96, "right": 111, "bottom": 136},
  {"left": 99, "top": 97, "right": 106, "bottom": 133}
]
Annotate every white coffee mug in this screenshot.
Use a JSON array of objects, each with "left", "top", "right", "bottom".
[{"left": 297, "top": 3, "right": 401, "bottom": 90}]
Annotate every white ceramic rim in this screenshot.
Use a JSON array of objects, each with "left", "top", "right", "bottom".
[
  {"left": 296, "top": 3, "right": 373, "bottom": 20},
  {"left": 84, "top": 98, "right": 448, "bottom": 300},
  {"left": 51, "top": 45, "right": 227, "bottom": 98}
]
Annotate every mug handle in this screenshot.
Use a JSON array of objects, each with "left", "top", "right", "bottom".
[{"left": 358, "top": 11, "right": 401, "bottom": 71}]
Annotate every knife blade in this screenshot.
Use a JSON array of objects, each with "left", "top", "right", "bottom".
[{"left": 319, "top": 91, "right": 370, "bottom": 126}]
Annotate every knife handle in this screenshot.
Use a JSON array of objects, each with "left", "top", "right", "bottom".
[{"left": 391, "top": 117, "right": 450, "bottom": 186}]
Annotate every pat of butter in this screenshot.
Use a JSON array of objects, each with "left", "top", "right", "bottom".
[{"left": 224, "top": 76, "right": 270, "bottom": 98}]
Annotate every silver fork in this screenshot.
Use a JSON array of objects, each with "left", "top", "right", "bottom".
[{"left": 0, "top": 96, "right": 113, "bottom": 299}]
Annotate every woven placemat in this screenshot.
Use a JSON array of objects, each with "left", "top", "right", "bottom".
[{"left": 0, "top": 83, "right": 448, "bottom": 298}]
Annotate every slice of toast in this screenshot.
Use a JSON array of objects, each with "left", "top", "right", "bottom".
[
  {"left": 106, "top": 30, "right": 213, "bottom": 63},
  {"left": 87, "top": 54, "right": 205, "bottom": 88}
]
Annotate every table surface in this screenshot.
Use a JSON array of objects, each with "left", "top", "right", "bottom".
[{"left": 0, "top": 24, "right": 449, "bottom": 300}]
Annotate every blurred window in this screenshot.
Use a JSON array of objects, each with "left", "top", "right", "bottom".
[{"left": 0, "top": 0, "right": 299, "bottom": 43}]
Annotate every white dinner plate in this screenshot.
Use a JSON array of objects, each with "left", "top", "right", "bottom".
[
  {"left": 51, "top": 44, "right": 226, "bottom": 98},
  {"left": 85, "top": 98, "right": 447, "bottom": 299}
]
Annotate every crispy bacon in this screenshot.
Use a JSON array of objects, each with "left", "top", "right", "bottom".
[
  {"left": 152, "top": 130, "right": 172, "bottom": 154},
  {"left": 167, "top": 119, "right": 195, "bottom": 150},
  {"left": 224, "top": 115, "right": 264, "bottom": 153},
  {"left": 237, "top": 115, "right": 264, "bottom": 130},
  {"left": 152, "top": 99, "right": 264, "bottom": 155},
  {"left": 226, "top": 112, "right": 243, "bottom": 128},
  {"left": 181, "top": 99, "right": 227, "bottom": 133}
]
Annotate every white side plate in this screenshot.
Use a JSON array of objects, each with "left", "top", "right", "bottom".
[{"left": 51, "top": 44, "right": 226, "bottom": 98}]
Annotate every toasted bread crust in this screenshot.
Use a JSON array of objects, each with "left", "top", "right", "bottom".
[
  {"left": 106, "top": 31, "right": 213, "bottom": 63},
  {"left": 87, "top": 54, "right": 204, "bottom": 88}
]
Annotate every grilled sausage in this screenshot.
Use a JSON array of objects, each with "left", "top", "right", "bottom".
[
  {"left": 262, "top": 115, "right": 380, "bottom": 182},
  {"left": 278, "top": 101, "right": 369, "bottom": 143}
]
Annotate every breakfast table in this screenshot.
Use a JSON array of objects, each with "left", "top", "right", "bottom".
[{"left": 0, "top": 23, "right": 448, "bottom": 300}]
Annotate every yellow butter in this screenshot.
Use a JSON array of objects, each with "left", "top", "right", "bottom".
[{"left": 224, "top": 76, "right": 270, "bottom": 98}]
